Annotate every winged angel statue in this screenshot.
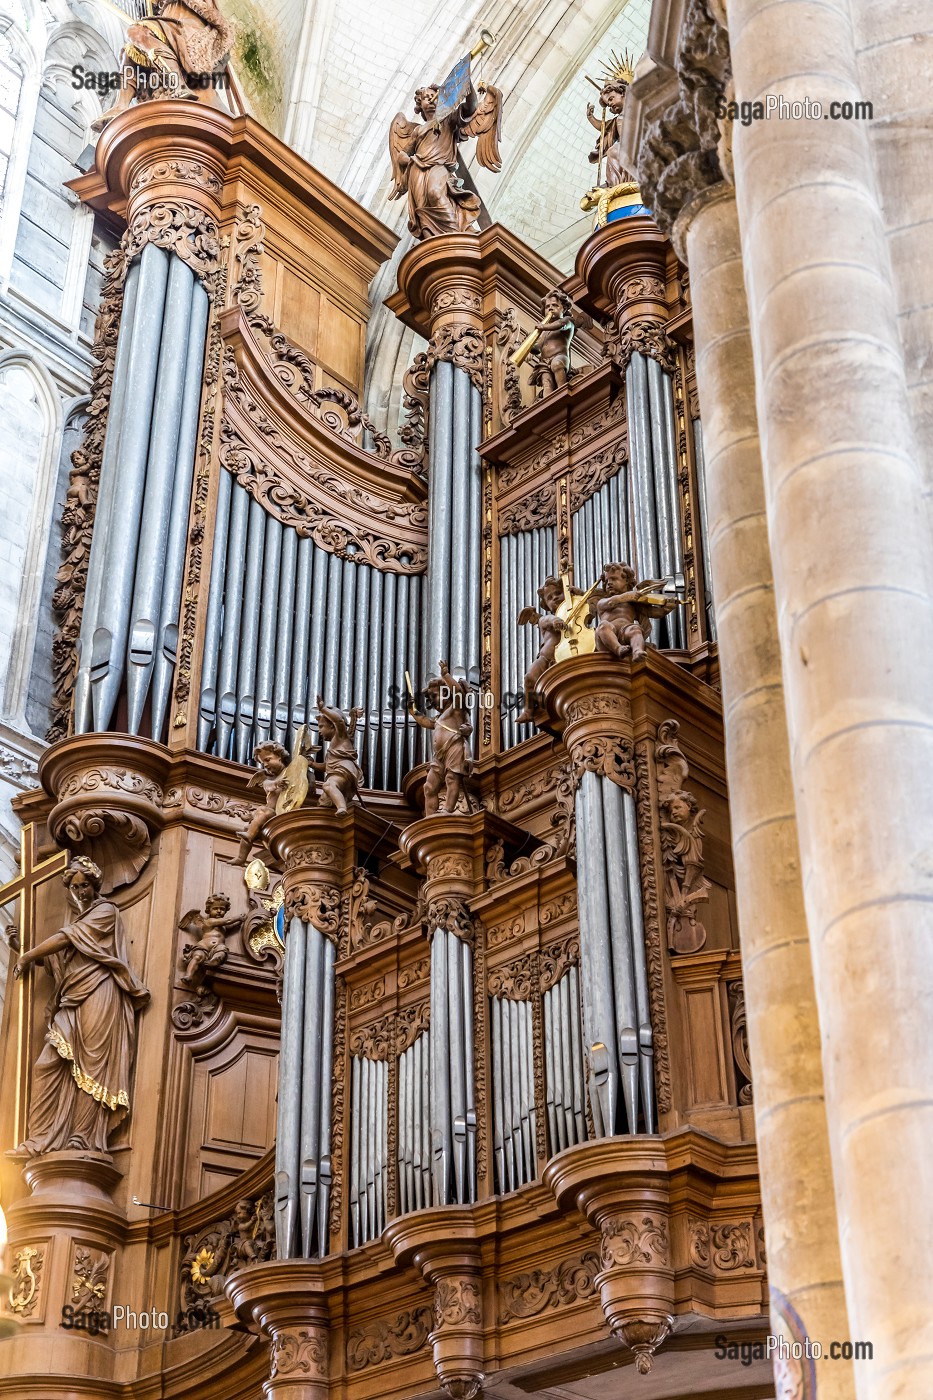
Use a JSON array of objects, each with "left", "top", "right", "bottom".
[{"left": 388, "top": 80, "right": 503, "bottom": 239}]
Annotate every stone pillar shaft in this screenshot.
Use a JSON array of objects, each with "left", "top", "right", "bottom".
[
  {"left": 730, "top": 1, "right": 933, "bottom": 1391},
  {"left": 680, "top": 182, "right": 854, "bottom": 1397}
]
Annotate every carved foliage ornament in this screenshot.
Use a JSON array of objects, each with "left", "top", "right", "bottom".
[
  {"left": 272, "top": 1328, "right": 328, "bottom": 1378},
  {"left": 179, "top": 1189, "right": 274, "bottom": 1318},
  {"left": 433, "top": 1278, "right": 481, "bottom": 1330},
  {"left": 347, "top": 1306, "right": 434, "bottom": 1371},
  {"left": 656, "top": 718, "right": 710, "bottom": 954},
  {"left": 286, "top": 882, "right": 342, "bottom": 939},
  {"left": 71, "top": 1246, "right": 110, "bottom": 1310},
  {"left": 568, "top": 734, "right": 636, "bottom": 791},
  {"left": 427, "top": 896, "right": 475, "bottom": 945},
  {"left": 487, "top": 951, "right": 537, "bottom": 1001},
  {"left": 499, "top": 1248, "right": 600, "bottom": 1323},
  {"left": 601, "top": 1214, "right": 670, "bottom": 1270},
  {"left": 689, "top": 1219, "right": 756, "bottom": 1272},
  {"left": 349, "top": 1014, "right": 394, "bottom": 1062}
]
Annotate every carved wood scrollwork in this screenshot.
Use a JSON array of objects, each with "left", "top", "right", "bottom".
[
  {"left": 655, "top": 718, "right": 710, "bottom": 954},
  {"left": 633, "top": 739, "right": 672, "bottom": 1114}
]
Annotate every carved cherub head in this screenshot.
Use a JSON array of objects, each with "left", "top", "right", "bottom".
[
  {"left": 603, "top": 561, "right": 637, "bottom": 593},
  {"left": 543, "top": 289, "right": 574, "bottom": 320},
  {"left": 663, "top": 790, "right": 698, "bottom": 825},
  {"left": 253, "top": 741, "right": 289, "bottom": 776},
  {"left": 414, "top": 85, "right": 439, "bottom": 119},
  {"left": 538, "top": 576, "right": 565, "bottom": 614},
  {"left": 599, "top": 77, "right": 628, "bottom": 114},
  {"left": 204, "top": 893, "right": 231, "bottom": 919}
]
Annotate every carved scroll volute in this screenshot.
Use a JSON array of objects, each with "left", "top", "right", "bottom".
[
  {"left": 539, "top": 655, "right": 636, "bottom": 793},
  {"left": 575, "top": 217, "right": 675, "bottom": 375},
  {"left": 226, "top": 1261, "right": 330, "bottom": 1400},
  {"left": 264, "top": 808, "right": 355, "bottom": 947},
  {"left": 384, "top": 1211, "right": 484, "bottom": 1400},
  {"left": 545, "top": 1143, "right": 675, "bottom": 1376},
  {"left": 40, "top": 734, "right": 168, "bottom": 894}
]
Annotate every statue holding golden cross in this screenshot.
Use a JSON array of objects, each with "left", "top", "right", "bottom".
[{"left": 0, "top": 825, "right": 68, "bottom": 1151}]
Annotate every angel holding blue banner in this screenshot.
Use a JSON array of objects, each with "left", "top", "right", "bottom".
[{"left": 388, "top": 37, "right": 503, "bottom": 240}]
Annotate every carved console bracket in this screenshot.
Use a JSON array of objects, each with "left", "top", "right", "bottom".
[
  {"left": 539, "top": 656, "right": 637, "bottom": 792},
  {"left": 264, "top": 808, "right": 357, "bottom": 954},
  {"left": 385, "top": 1210, "right": 485, "bottom": 1400},
  {"left": 40, "top": 734, "right": 168, "bottom": 893},
  {"left": 226, "top": 1261, "right": 329, "bottom": 1400}
]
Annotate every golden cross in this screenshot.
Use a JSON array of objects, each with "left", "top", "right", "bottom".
[{"left": 0, "top": 825, "right": 69, "bottom": 1149}]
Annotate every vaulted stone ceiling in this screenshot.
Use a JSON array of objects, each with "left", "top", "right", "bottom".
[{"left": 226, "top": 0, "right": 651, "bottom": 429}]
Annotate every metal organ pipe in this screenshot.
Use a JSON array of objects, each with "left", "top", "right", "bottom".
[
  {"left": 73, "top": 258, "right": 140, "bottom": 732},
  {"left": 125, "top": 254, "right": 194, "bottom": 734},
  {"left": 197, "top": 465, "right": 231, "bottom": 751},
  {"left": 272, "top": 523, "right": 298, "bottom": 744},
  {"left": 150, "top": 278, "right": 211, "bottom": 742}
]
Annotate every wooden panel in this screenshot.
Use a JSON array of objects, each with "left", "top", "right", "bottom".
[
  {"left": 318, "top": 294, "right": 362, "bottom": 387},
  {"left": 205, "top": 1045, "right": 277, "bottom": 1149},
  {"left": 277, "top": 266, "right": 321, "bottom": 358},
  {"left": 682, "top": 983, "right": 730, "bottom": 1107}
]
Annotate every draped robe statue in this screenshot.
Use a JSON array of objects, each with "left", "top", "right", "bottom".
[
  {"left": 388, "top": 82, "right": 502, "bottom": 239},
  {"left": 10, "top": 857, "right": 150, "bottom": 1158}
]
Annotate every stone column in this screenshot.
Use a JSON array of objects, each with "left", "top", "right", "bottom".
[
  {"left": 728, "top": 0, "right": 933, "bottom": 1392},
  {"left": 629, "top": 7, "right": 855, "bottom": 1389},
  {"left": 674, "top": 179, "right": 855, "bottom": 1398}
]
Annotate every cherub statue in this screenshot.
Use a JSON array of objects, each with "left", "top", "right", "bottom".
[
  {"left": 516, "top": 576, "right": 582, "bottom": 722},
  {"left": 528, "top": 290, "right": 576, "bottom": 397},
  {"left": 92, "top": 0, "right": 233, "bottom": 130},
  {"left": 178, "top": 893, "right": 241, "bottom": 994},
  {"left": 231, "top": 1197, "right": 261, "bottom": 1267},
  {"left": 315, "top": 696, "right": 364, "bottom": 812},
  {"left": 410, "top": 662, "right": 474, "bottom": 815},
  {"left": 236, "top": 741, "right": 290, "bottom": 865},
  {"left": 388, "top": 80, "right": 503, "bottom": 239},
  {"left": 594, "top": 561, "right": 680, "bottom": 661}
]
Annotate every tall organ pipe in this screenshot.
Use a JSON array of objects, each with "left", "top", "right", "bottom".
[
  {"left": 275, "top": 918, "right": 306, "bottom": 1258},
  {"left": 425, "top": 362, "right": 454, "bottom": 671},
  {"left": 235, "top": 497, "right": 267, "bottom": 762},
  {"left": 150, "top": 277, "right": 210, "bottom": 740},
  {"left": 254, "top": 513, "right": 283, "bottom": 743},
  {"left": 125, "top": 255, "right": 195, "bottom": 733},
  {"left": 215, "top": 482, "right": 250, "bottom": 757},
  {"left": 197, "top": 466, "right": 232, "bottom": 750},
  {"left": 73, "top": 259, "right": 140, "bottom": 732},
  {"left": 272, "top": 523, "right": 298, "bottom": 743}
]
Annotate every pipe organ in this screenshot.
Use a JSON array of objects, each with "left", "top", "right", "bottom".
[
  {"left": 197, "top": 476, "right": 422, "bottom": 788},
  {"left": 20, "top": 107, "right": 759, "bottom": 1400}
]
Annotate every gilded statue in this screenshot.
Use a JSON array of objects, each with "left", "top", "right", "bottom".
[
  {"left": 594, "top": 561, "right": 680, "bottom": 661},
  {"left": 236, "top": 741, "right": 290, "bottom": 866},
  {"left": 388, "top": 79, "right": 503, "bottom": 239},
  {"left": 516, "top": 575, "right": 594, "bottom": 723},
  {"left": 178, "top": 893, "right": 241, "bottom": 995},
  {"left": 315, "top": 696, "right": 364, "bottom": 813},
  {"left": 9, "top": 857, "right": 150, "bottom": 1159},
  {"left": 92, "top": 0, "right": 233, "bottom": 130},
  {"left": 410, "top": 662, "right": 474, "bottom": 815},
  {"left": 581, "top": 51, "right": 643, "bottom": 225}
]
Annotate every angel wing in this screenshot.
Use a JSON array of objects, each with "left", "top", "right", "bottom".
[
  {"left": 246, "top": 769, "right": 265, "bottom": 790},
  {"left": 388, "top": 112, "right": 419, "bottom": 198},
  {"left": 178, "top": 909, "right": 205, "bottom": 937},
  {"left": 517, "top": 605, "right": 541, "bottom": 627},
  {"left": 459, "top": 84, "right": 502, "bottom": 172}
]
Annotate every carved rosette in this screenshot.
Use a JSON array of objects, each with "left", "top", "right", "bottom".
[
  {"left": 41, "top": 735, "right": 168, "bottom": 894},
  {"left": 384, "top": 1211, "right": 484, "bottom": 1400}
]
